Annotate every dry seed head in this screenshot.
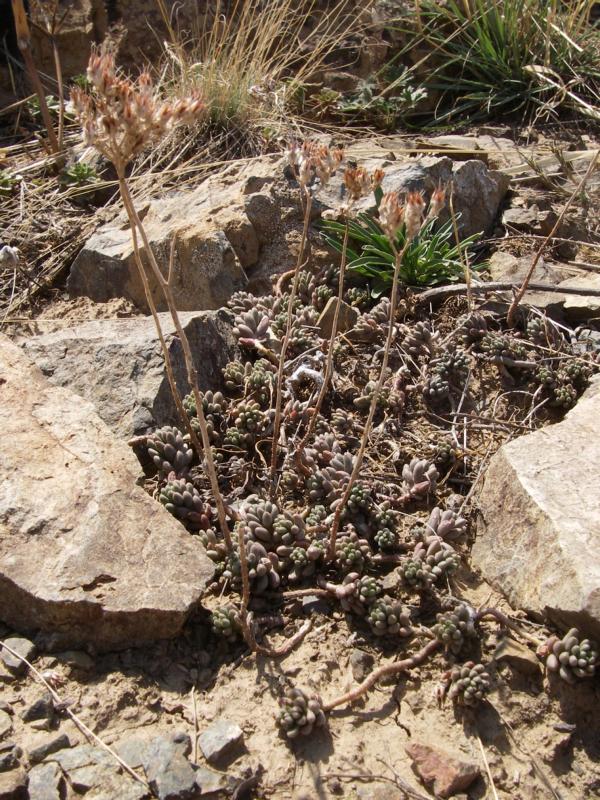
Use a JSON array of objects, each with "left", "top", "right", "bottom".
[
  {"left": 427, "top": 185, "right": 446, "bottom": 220},
  {"left": 405, "top": 191, "right": 426, "bottom": 241},
  {"left": 379, "top": 192, "right": 404, "bottom": 239}
]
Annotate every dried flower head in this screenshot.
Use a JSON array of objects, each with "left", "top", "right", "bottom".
[
  {"left": 344, "top": 166, "right": 386, "bottom": 203},
  {"left": 379, "top": 192, "right": 404, "bottom": 239},
  {"left": 71, "top": 49, "right": 205, "bottom": 167},
  {"left": 427, "top": 185, "right": 446, "bottom": 221},
  {"left": 404, "top": 191, "right": 426, "bottom": 241}
]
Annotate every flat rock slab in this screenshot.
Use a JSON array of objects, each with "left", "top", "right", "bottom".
[
  {"left": 473, "top": 376, "right": 600, "bottom": 638},
  {"left": 0, "top": 336, "right": 214, "bottom": 650},
  {"left": 198, "top": 720, "right": 243, "bottom": 765},
  {"left": 21, "top": 310, "right": 238, "bottom": 438},
  {"left": 405, "top": 742, "right": 480, "bottom": 798}
]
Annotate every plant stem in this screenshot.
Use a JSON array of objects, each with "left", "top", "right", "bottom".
[
  {"left": 326, "top": 239, "right": 408, "bottom": 562},
  {"left": 52, "top": 35, "right": 64, "bottom": 151},
  {"left": 296, "top": 215, "right": 349, "bottom": 463},
  {"left": 269, "top": 188, "right": 312, "bottom": 497},
  {"left": 117, "top": 172, "right": 234, "bottom": 555},
  {"left": 323, "top": 639, "right": 440, "bottom": 711}
]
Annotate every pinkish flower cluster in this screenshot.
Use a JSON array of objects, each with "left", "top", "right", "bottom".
[
  {"left": 286, "top": 140, "right": 344, "bottom": 188},
  {"left": 379, "top": 186, "right": 447, "bottom": 243},
  {"left": 70, "top": 49, "right": 205, "bottom": 167}
]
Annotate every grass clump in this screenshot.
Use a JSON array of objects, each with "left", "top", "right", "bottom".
[{"left": 400, "top": 0, "right": 600, "bottom": 124}]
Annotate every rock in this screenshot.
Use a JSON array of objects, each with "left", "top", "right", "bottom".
[
  {"left": 349, "top": 649, "right": 374, "bottom": 682},
  {"left": 21, "top": 694, "right": 54, "bottom": 730},
  {"left": 142, "top": 732, "right": 196, "bottom": 800},
  {"left": 559, "top": 273, "right": 600, "bottom": 321},
  {"left": 317, "top": 298, "right": 359, "bottom": 338},
  {"left": 54, "top": 651, "right": 94, "bottom": 674},
  {"left": 0, "top": 744, "right": 21, "bottom": 773},
  {"left": 48, "top": 744, "right": 146, "bottom": 800},
  {"left": 473, "top": 376, "right": 600, "bottom": 638},
  {"left": 318, "top": 155, "right": 509, "bottom": 238},
  {"left": 0, "top": 638, "right": 36, "bottom": 676},
  {"left": 405, "top": 742, "right": 480, "bottom": 798},
  {"left": 0, "top": 714, "right": 11, "bottom": 742},
  {"left": 503, "top": 205, "right": 558, "bottom": 237},
  {"left": 67, "top": 157, "right": 289, "bottom": 312},
  {"left": 493, "top": 638, "right": 541, "bottom": 676},
  {"left": 27, "top": 761, "right": 64, "bottom": 800},
  {"left": 27, "top": 733, "right": 70, "bottom": 765},
  {"left": 198, "top": 720, "right": 244, "bottom": 765},
  {"left": 301, "top": 595, "right": 330, "bottom": 615},
  {"left": 381, "top": 567, "right": 402, "bottom": 593},
  {"left": 194, "top": 766, "right": 228, "bottom": 797},
  {"left": 114, "top": 736, "right": 149, "bottom": 770},
  {"left": 0, "top": 337, "right": 214, "bottom": 650},
  {"left": 21, "top": 310, "right": 238, "bottom": 438},
  {"left": 0, "top": 769, "right": 26, "bottom": 800},
  {"left": 486, "top": 252, "right": 569, "bottom": 312}
]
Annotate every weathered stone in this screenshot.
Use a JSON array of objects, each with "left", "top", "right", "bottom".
[
  {"left": 349, "top": 649, "right": 374, "bottom": 682},
  {"left": 21, "top": 310, "right": 238, "bottom": 438},
  {"left": 503, "top": 205, "right": 558, "bottom": 237},
  {"left": 194, "top": 766, "right": 228, "bottom": 797},
  {"left": 54, "top": 651, "right": 94, "bottom": 674},
  {"left": 0, "top": 769, "right": 26, "bottom": 800},
  {"left": 0, "top": 744, "right": 20, "bottom": 773},
  {"left": 67, "top": 157, "right": 288, "bottom": 312},
  {"left": 318, "top": 155, "right": 509, "bottom": 238},
  {"left": 493, "top": 639, "right": 541, "bottom": 676},
  {"left": 405, "top": 742, "right": 480, "bottom": 798},
  {"left": 559, "top": 274, "right": 600, "bottom": 321},
  {"left": 198, "top": 720, "right": 244, "bottom": 765},
  {"left": 0, "top": 714, "right": 10, "bottom": 741},
  {"left": 142, "top": 732, "right": 196, "bottom": 800},
  {"left": 0, "top": 638, "right": 36, "bottom": 676},
  {"left": 317, "top": 298, "right": 359, "bottom": 338},
  {"left": 21, "top": 694, "right": 54, "bottom": 730},
  {"left": 47, "top": 743, "right": 146, "bottom": 800},
  {"left": 27, "top": 761, "right": 64, "bottom": 800},
  {"left": 28, "top": 733, "right": 70, "bottom": 765},
  {"left": 0, "top": 337, "right": 214, "bottom": 650},
  {"left": 486, "top": 252, "right": 569, "bottom": 312},
  {"left": 473, "top": 376, "right": 600, "bottom": 638}
]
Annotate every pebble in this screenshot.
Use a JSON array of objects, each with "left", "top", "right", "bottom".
[
  {"left": 349, "top": 649, "right": 374, "bottom": 682},
  {"left": 142, "top": 731, "right": 197, "bottom": 800},
  {"left": 0, "top": 743, "right": 21, "bottom": 773},
  {"left": 198, "top": 720, "right": 244, "bottom": 765},
  {"left": 0, "top": 714, "right": 11, "bottom": 742},
  {"left": 0, "top": 768, "right": 27, "bottom": 800},
  {"left": 21, "top": 693, "right": 54, "bottom": 730},
  {"left": 0, "top": 638, "right": 36, "bottom": 676},
  {"left": 54, "top": 651, "right": 94, "bottom": 674},
  {"left": 28, "top": 733, "right": 70, "bottom": 765},
  {"left": 301, "top": 595, "right": 330, "bottom": 616},
  {"left": 27, "top": 761, "right": 64, "bottom": 800}
]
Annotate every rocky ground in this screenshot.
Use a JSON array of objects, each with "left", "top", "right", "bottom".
[{"left": 1, "top": 3, "right": 600, "bottom": 800}]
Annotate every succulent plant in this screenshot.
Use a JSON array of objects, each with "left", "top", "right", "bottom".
[
  {"left": 231, "top": 400, "right": 265, "bottom": 443},
  {"left": 457, "top": 311, "right": 489, "bottom": 343},
  {"left": 432, "top": 603, "right": 478, "bottom": 654},
  {"left": 353, "top": 380, "right": 391, "bottom": 411},
  {"left": 277, "top": 687, "right": 327, "bottom": 739},
  {"left": 183, "top": 389, "right": 228, "bottom": 420},
  {"left": 222, "top": 539, "right": 281, "bottom": 594},
  {"left": 448, "top": 662, "right": 491, "bottom": 706},
  {"left": 330, "top": 409, "right": 362, "bottom": 439},
  {"left": 312, "top": 284, "right": 333, "bottom": 311},
  {"left": 247, "top": 359, "right": 276, "bottom": 406},
  {"left": 223, "top": 426, "right": 247, "bottom": 449},
  {"left": 147, "top": 426, "right": 194, "bottom": 478},
  {"left": 296, "top": 269, "right": 317, "bottom": 305},
  {"left": 211, "top": 605, "right": 242, "bottom": 642},
  {"left": 223, "top": 360, "right": 249, "bottom": 391},
  {"left": 536, "top": 366, "right": 578, "bottom": 408},
  {"left": 401, "top": 321, "right": 440, "bottom": 361},
  {"left": 543, "top": 628, "right": 597, "bottom": 683},
  {"left": 241, "top": 496, "right": 305, "bottom": 559},
  {"left": 374, "top": 527, "right": 398, "bottom": 551},
  {"left": 430, "top": 439, "right": 457, "bottom": 469},
  {"left": 227, "top": 290, "right": 261, "bottom": 315},
  {"left": 159, "top": 479, "right": 211, "bottom": 530},
  {"left": 311, "top": 433, "right": 342, "bottom": 465},
  {"left": 367, "top": 597, "right": 412, "bottom": 637},
  {"left": 401, "top": 538, "right": 459, "bottom": 589},
  {"left": 288, "top": 539, "right": 325, "bottom": 582},
  {"left": 401, "top": 458, "right": 439, "bottom": 501},
  {"left": 346, "top": 482, "right": 372, "bottom": 515},
  {"left": 356, "top": 575, "right": 382, "bottom": 606},
  {"left": 423, "top": 347, "right": 470, "bottom": 402},
  {"left": 345, "top": 286, "right": 370, "bottom": 309},
  {"left": 414, "top": 507, "right": 467, "bottom": 542},
  {"left": 198, "top": 528, "right": 228, "bottom": 565},
  {"left": 233, "top": 308, "right": 271, "bottom": 342},
  {"left": 335, "top": 528, "right": 371, "bottom": 573},
  {"left": 480, "top": 332, "right": 526, "bottom": 362},
  {"left": 306, "top": 504, "right": 328, "bottom": 528},
  {"left": 308, "top": 451, "right": 355, "bottom": 505}
]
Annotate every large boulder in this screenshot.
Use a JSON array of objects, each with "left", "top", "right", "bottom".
[
  {"left": 0, "top": 336, "right": 214, "bottom": 651},
  {"left": 20, "top": 310, "right": 238, "bottom": 438},
  {"left": 472, "top": 376, "right": 600, "bottom": 638}
]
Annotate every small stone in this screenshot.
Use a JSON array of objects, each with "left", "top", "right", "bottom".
[
  {"left": 0, "top": 744, "right": 21, "bottom": 773},
  {"left": 317, "top": 298, "right": 359, "bottom": 338},
  {"left": 0, "top": 714, "right": 11, "bottom": 741},
  {"left": 493, "top": 638, "right": 540, "bottom": 675},
  {"left": 0, "top": 705, "right": 12, "bottom": 717},
  {"left": 142, "top": 731, "right": 196, "bottom": 800},
  {"left": 28, "top": 733, "right": 70, "bottom": 765},
  {"left": 27, "top": 761, "right": 64, "bottom": 800},
  {"left": 198, "top": 720, "right": 244, "bottom": 765},
  {"left": 349, "top": 649, "right": 374, "bottom": 682},
  {"left": 406, "top": 742, "right": 480, "bottom": 798},
  {"left": 0, "top": 769, "right": 27, "bottom": 800},
  {"left": 21, "top": 694, "right": 54, "bottom": 729},
  {"left": 114, "top": 735, "right": 149, "bottom": 770},
  {"left": 54, "top": 651, "right": 94, "bottom": 674},
  {"left": 0, "top": 638, "right": 36, "bottom": 676},
  {"left": 194, "top": 766, "right": 228, "bottom": 796},
  {"left": 381, "top": 567, "right": 402, "bottom": 593},
  {"left": 301, "top": 595, "right": 330, "bottom": 616}
]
